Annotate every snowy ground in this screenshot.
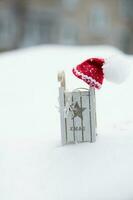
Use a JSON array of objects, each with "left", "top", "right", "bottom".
[{"left": 0, "top": 45, "right": 133, "bottom": 200}]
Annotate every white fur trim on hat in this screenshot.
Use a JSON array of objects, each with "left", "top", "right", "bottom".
[
  {"left": 103, "top": 55, "right": 131, "bottom": 84},
  {"left": 73, "top": 68, "right": 102, "bottom": 89}
]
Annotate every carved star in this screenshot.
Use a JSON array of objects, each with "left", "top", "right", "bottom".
[{"left": 71, "top": 102, "right": 86, "bottom": 119}]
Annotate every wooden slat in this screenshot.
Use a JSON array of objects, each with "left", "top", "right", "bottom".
[
  {"left": 59, "top": 87, "right": 67, "bottom": 145},
  {"left": 65, "top": 92, "right": 75, "bottom": 143},
  {"left": 72, "top": 91, "right": 82, "bottom": 143},
  {"left": 94, "top": 89, "right": 97, "bottom": 135},
  {"left": 81, "top": 91, "right": 91, "bottom": 142},
  {"left": 89, "top": 88, "right": 96, "bottom": 142}
]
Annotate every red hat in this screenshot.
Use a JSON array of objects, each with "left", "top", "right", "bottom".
[{"left": 72, "top": 58, "right": 105, "bottom": 89}]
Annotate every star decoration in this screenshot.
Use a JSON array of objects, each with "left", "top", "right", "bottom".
[{"left": 70, "top": 102, "right": 86, "bottom": 119}]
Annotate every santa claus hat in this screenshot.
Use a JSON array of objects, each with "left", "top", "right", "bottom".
[{"left": 72, "top": 56, "right": 131, "bottom": 89}]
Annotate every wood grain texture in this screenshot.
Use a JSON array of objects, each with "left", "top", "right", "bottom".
[
  {"left": 59, "top": 87, "right": 67, "bottom": 145},
  {"left": 89, "top": 88, "right": 96, "bottom": 142},
  {"left": 65, "top": 92, "right": 75, "bottom": 143},
  {"left": 81, "top": 91, "right": 91, "bottom": 142},
  {"left": 72, "top": 92, "right": 82, "bottom": 143}
]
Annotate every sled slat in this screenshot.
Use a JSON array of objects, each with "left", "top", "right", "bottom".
[
  {"left": 89, "top": 88, "right": 96, "bottom": 142},
  {"left": 59, "top": 87, "right": 67, "bottom": 145},
  {"left": 65, "top": 92, "right": 75, "bottom": 143},
  {"left": 81, "top": 91, "right": 91, "bottom": 142},
  {"left": 72, "top": 92, "right": 82, "bottom": 143}
]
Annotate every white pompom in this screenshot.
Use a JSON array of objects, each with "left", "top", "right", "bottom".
[{"left": 103, "top": 55, "right": 131, "bottom": 84}]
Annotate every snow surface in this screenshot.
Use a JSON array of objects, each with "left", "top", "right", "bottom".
[{"left": 0, "top": 45, "right": 133, "bottom": 200}]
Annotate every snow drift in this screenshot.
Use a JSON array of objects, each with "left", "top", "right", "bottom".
[{"left": 0, "top": 45, "right": 133, "bottom": 200}]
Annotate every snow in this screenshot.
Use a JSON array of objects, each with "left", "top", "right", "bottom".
[{"left": 0, "top": 45, "right": 133, "bottom": 200}]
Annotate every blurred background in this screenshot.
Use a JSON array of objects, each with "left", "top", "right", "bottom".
[{"left": 0, "top": 0, "right": 133, "bottom": 53}]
